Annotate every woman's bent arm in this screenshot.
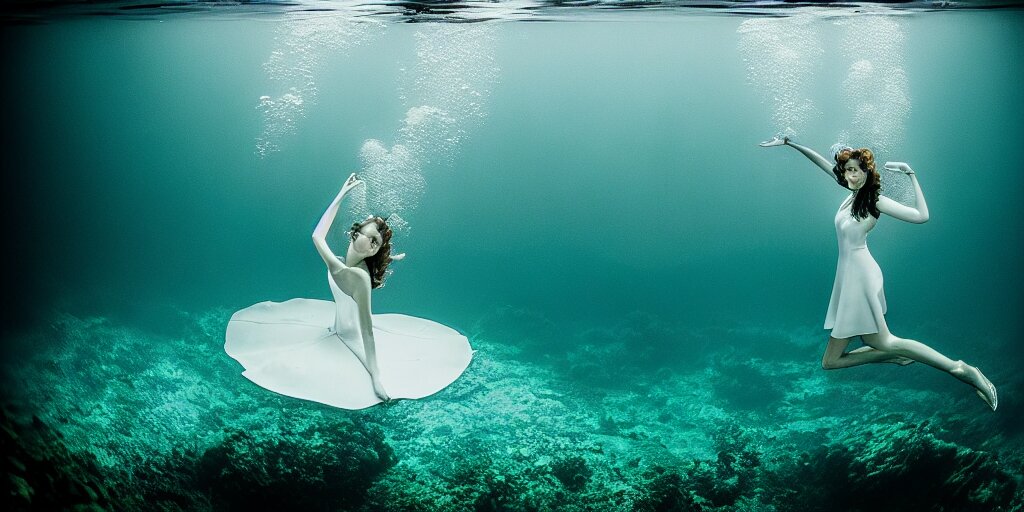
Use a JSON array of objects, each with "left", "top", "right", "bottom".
[
  {"left": 878, "top": 162, "right": 929, "bottom": 223},
  {"left": 312, "top": 173, "right": 361, "bottom": 273}
]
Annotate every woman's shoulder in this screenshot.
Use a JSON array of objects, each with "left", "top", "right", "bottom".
[
  {"left": 876, "top": 194, "right": 901, "bottom": 208},
  {"left": 331, "top": 265, "right": 373, "bottom": 292}
]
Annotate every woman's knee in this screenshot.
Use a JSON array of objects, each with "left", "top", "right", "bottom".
[
  {"left": 821, "top": 353, "right": 841, "bottom": 370},
  {"left": 863, "top": 333, "right": 899, "bottom": 352},
  {"left": 822, "top": 337, "right": 849, "bottom": 370}
]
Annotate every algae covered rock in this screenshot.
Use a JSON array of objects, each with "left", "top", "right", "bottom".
[
  {"left": 198, "top": 417, "right": 396, "bottom": 511},
  {"left": 632, "top": 469, "right": 703, "bottom": 512},
  {"left": 1, "top": 406, "right": 115, "bottom": 511},
  {"left": 631, "top": 424, "right": 763, "bottom": 512},
  {"left": 769, "top": 421, "right": 1019, "bottom": 512},
  {"left": 551, "top": 455, "right": 593, "bottom": 492}
]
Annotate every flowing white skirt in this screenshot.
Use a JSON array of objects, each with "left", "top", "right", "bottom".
[{"left": 225, "top": 293, "right": 473, "bottom": 410}]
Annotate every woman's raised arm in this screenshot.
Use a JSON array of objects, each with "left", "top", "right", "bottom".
[
  {"left": 878, "top": 162, "right": 930, "bottom": 224},
  {"left": 760, "top": 136, "right": 836, "bottom": 180},
  {"left": 312, "top": 173, "right": 361, "bottom": 273}
]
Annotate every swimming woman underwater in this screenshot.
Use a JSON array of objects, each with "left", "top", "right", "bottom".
[
  {"left": 760, "top": 135, "right": 997, "bottom": 411},
  {"left": 224, "top": 173, "right": 473, "bottom": 410}
]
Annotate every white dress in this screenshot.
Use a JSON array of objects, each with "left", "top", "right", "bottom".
[
  {"left": 224, "top": 272, "right": 474, "bottom": 409},
  {"left": 824, "top": 194, "right": 887, "bottom": 339}
]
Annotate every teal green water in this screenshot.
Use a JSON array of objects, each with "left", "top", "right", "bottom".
[
  {"left": 6, "top": 9, "right": 1022, "bottom": 342},
  {"left": 3, "top": 5, "right": 1024, "bottom": 510}
]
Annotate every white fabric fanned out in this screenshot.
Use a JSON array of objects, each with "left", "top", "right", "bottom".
[{"left": 225, "top": 274, "right": 473, "bottom": 410}]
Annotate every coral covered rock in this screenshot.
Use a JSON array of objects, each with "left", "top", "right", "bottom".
[
  {"left": 551, "top": 455, "right": 593, "bottom": 492},
  {"left": 1, "top": 406, "right": 115, "bottom": 511},
  {"left": 632, "top": 469, "right": 703, "bottom": 512},
  {"left": 768, "top": 421, "right": 1019, "bottom": 512},
  {"left": 197, "top": 418, "right": 395, "bottom": 511},
  {"left": 631, "top": 424, "right": 763, "bottom": 511}
]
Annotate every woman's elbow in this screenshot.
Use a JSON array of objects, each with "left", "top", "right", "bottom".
[{"left": 903, "top": 207, "right": 929, "bottom": 224}]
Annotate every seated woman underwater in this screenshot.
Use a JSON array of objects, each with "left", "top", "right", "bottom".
[{"left": 224, "top": 173, "right": 473, "bottom": 409}]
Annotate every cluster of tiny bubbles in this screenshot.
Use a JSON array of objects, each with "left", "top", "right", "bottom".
[
  {"left": 838, "top": 14, "right": 911, "bottom": 157},
  {"left": 385, "top": 213, "right": 410, "bottom": 234},
  {"left": 397, "top": 24, "right": 500, "bottom": 167},
  {"left": 737, "top": 13, "right": 823, "bottom": 139},
  {"left": 255, "top": 90, "right": 304, "bottom": 157},
  {"left": 835, "top": 15, "right": 913, "bottom": 205},
  {"left": 256, "top": 13, "right": 385, "bottom": 157},
  {"left": 347, "top": 24, "right": 500, "bottom": 232},
  {"left": 346, "top": 139, "right": 425, "bottom": 224},
  {"left": 880, "top": 162, "right": 915, "bottom": 207}
]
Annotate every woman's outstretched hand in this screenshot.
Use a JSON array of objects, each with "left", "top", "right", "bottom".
[
  {"left": 883, "top": 162, "right": 915, "bottom": 175},
  {"left": 341, "top": 172, "right": 364, "bottom": 193},
  {"left": 759, "top": 135, "right": 788, "bottom": 147},
  {"left": 371, "top": 377, "right": 391, "bottom": 402}
]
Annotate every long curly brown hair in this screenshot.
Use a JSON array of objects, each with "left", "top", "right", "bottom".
[
  {"left": 833, "top": 147, "right": 881, "bottom": 220},
  {"left": 349, "top": 216, "right": 395, "bottom": 289}
]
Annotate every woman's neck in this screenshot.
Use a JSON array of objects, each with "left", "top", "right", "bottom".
[
  {"left": 345, "top": 244, "right": 369, "bottom": 270},
  {"left": 345, "top": 255, "right": 370, "bottom": 274},
  {"left": 353, "top": 260, "right": 369, "bottom": 273}
]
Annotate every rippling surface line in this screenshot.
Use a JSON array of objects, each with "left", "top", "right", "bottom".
[{"left": 4, "top": 1, "right": 1023, "bottom": 24}]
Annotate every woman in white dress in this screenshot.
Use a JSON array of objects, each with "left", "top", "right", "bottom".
[
  {"left": 225, "top": 173, "right": 473, "bottom": 409},
  {"left": 761, "top": 136, "right": 997, "bottom": 410}
]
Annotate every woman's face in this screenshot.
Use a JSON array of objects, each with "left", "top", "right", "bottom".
[
  {"left": 350, "top": 221, "right": 383, "bottom": 258},
  {"left": 843, "top": 159, "right": 867, "bottom": 191}
]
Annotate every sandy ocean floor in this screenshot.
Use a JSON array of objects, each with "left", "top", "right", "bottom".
[{"left": 3, "top": 305, "right": 1022, "bottom": 511}]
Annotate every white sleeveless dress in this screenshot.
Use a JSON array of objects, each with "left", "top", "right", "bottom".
[
  {"left": 224, "top": 273, "right": 474, "bottom": 409},
  {"left": 824, "top": 195, "right": 887, "bottom": 339}
]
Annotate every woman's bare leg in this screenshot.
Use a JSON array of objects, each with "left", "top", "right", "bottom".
[
  {"left": 860, "top": 327, "right": 956, "bottom": 370},
  {"left": 821, "top": 336, "right": 914, "bottom": 369},
  {"left": 860, "top": 324, "right": 997, "bottom": 410}
]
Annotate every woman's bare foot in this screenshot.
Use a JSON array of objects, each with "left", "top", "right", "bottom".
[{"left": 951, "top": 361, "right": 997, "bottom": 411}]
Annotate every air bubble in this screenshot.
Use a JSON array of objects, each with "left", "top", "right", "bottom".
[
  {"left": 349, "top": 24, "right": 500, "bottom": 232},
  {"left": 256, "top": 14, "right": 385, "bottom": 158},
  {"left": 737, "top": 14, "right": 823, "bottom": 138}
]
